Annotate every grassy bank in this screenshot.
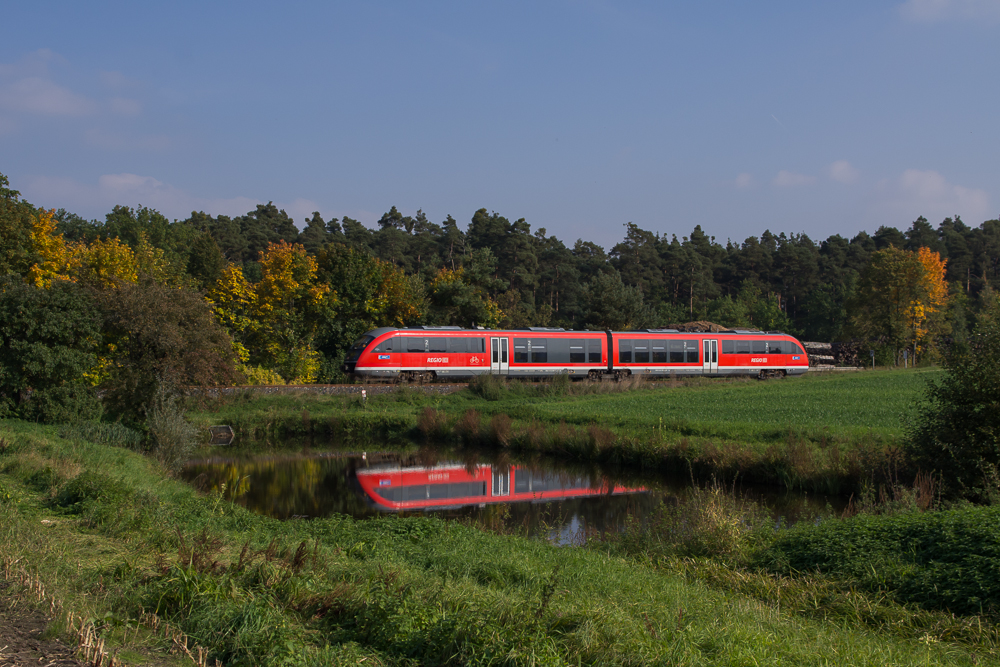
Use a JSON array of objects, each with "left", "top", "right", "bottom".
[
  {"left": 1, "top": 420, "right": 997, "bottom": 666},
  {"left": 188, "top": 369, "right": 934, "bottom": 492}
]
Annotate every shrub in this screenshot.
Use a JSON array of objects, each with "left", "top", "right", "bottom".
[
  {"left": 146, "top": 384, "right": 202, "bottom": 471},
  {"left": 907, "top": 304, "right": 1000, "bottom": 499}
]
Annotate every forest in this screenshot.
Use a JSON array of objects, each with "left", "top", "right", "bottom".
[{"left": 2, "top": 168, "right": 999, "bottom": 413}]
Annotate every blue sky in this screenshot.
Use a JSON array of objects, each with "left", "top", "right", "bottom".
[{"left": 2, "top": 1, "right": 998, "bottom": 249}]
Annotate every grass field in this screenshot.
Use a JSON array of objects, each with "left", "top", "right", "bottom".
[
  {"left": 187, "top": 369, "right": 937, "bottom": 492},
  {"left": 2, "top": 420, "right": 997, "bottom": 666}
]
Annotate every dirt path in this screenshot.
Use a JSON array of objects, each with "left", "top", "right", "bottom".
[{"left": 0, "top": 582, "right": 84, "bottom": 667}]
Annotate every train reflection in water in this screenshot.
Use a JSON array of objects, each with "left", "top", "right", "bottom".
[{"left": 357, "top": 461, "right": 643, "bottom": 512}]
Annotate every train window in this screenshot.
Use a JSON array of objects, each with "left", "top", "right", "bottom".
[
  {"left": 569, "top": 339, "right": 585, "bottom": 363},
  {"left": 428, "top": 337, "right": 447, "bottom": 353},
  {"left": 406, "top": 337, "right": 426, "bottom": 353},
  {"left": 736, "top": 340, "right": 750, "bottom": 354},
  {"left": 372, "top": 337, "right": 396, "bottom": 353},
  {"left": 447, "top": 338, "right": 467, "bottom": 353},
  {"left": 722, "top": 340, "right": 735, "bottom": 354},
  {"left": 588, "top": 339, "right": 602, "bottom": 363},
  {"left": 547, "top": 338, "right": 570, "bottom": 364},
  {"left": 530, "top": 340, "right": 548, "bottom": 363},
  {"left": 752, "top": 340, "right": 767, "bottom": 354},
  {"left": 634, "top": 340, "right": 649, "bottom": 363},
  {"left": 513, "top": 338, "right": 529, "bottom": 363},
  {"left": 790, "top": 342, "right": 803, "bottom": 355},
  {"left": 766, "top": 341, "right": 784, "bottom": 354},
  {"left": 428, "top": 484, "right": 449, "bottom": 500},
  {"left": 669, "top": 340, "right": 684, "bottom": 363},
  {"left": 471, "top": 338, "right": 485, "bottom": 353},
  {"left": 685, "top": 340, "right": 700, "bottom": 363},
  {"left": 653, "top": 342, "right": 667, "bottom": 363},
  {"left": 403, "top": 486, "right": 428, "bottom": 501},
  {"left": 619, "top": 340, "right": 632, "bottom": 363}
]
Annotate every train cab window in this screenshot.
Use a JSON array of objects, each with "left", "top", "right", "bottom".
[
  {"left": 372, "top": 337, "right": 398, "bottom": 353},
  {"left": 406, "top": 338, "right": 426, "bottom": 353},
  {"left": 530, "top": 340, "right": 547, "bottom": 363},
  {"left": 588, "top": 339, "right": 602, "bottom": 363},
  {"left": 752, "top": 340, "right": 767, "bottom": 354},
  {"left": 685, "top": 340, "right": 700, "bottom": 363},
  {"left": 652, "top": 342, "right": 667, "bottom": 363},
  {"left": 428, "top": 337, "right": 447, "bottom": 353},
  {"left": 736, "top": 340, "right": 750, "bottom": 354},
  {"left": 569, "top": 339, "right": 585, "bottom": 363},
  {"left": 619, "top": 340, "right": 632, "bottom": 363},
  {"left": 722, "top": 340, "right": 735, "bottom": 354},
  {"left": 447, "top": 338, "right": 467, "bottom": 353},
  {"left": 345, "top": 335, "right": 374, "bottom": 361},
  {"left": 513, "top": 338, "right": 529, "bottom": 363},
  {"left": 634, "top": 340, "right": 649, "bottom": 363},
  {"left": 669, "top": 340, "right": 684, "bottom": 363},
  {"left": 789, "top": 342, "right": 804, "bottom": 355}
]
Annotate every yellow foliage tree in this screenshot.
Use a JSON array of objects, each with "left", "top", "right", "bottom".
[
  {"left": 852, "top": 245, "right": 950, "bottom": 361},
  {"left": 27, "top": 208, "right": 74, "bottom": 288},
  {"left": 210, "top": 241, "right": 334, "bottom": 384}
]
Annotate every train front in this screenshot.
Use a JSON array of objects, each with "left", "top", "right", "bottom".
[{"left": 342, "top": 327, "right": 399, "bottom": 379}]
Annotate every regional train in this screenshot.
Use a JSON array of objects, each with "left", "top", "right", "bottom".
[
  {"left": 343, "top": 326, "right": 809, "bottom": 381},
  {"left": 356, "top": 461, "right": 643, "bottom": 512}
]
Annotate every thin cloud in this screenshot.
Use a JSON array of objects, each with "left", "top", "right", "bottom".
[
  {"left": 829, "top": 160, "right": 859, "bottom": 184},
  {"left": 0, "top": 77, "right": 96, "bottom": 116},
  {"left": 735, "top": 173, "right": 755, "bottom": 189},
  {"left": 898, "top": 0, "right": 1000, "bottom": 22},
  {"left": 873, "top": 168, "right": 990, "bottom": 223},
  {"left": 773, "top": 170, "right": 817, "bottom": 187}
]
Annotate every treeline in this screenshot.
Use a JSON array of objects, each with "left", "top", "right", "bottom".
[{"left": 2, "top": 169, "right": 1000, "bottom": 413}]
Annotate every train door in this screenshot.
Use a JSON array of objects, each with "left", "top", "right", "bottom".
[
  {"left": 490, "top": 337, "right": 509, "bottom": 375},
  {"left": 702, "top": 339, "right": 718, "bottom": 375},
  {"left": 492, "top": 467, "right": 511, "bottom": 497}
]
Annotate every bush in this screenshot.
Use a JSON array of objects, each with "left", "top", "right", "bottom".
[
  {"left": 907, "top": 305, "right": 1000, "bottom": 499},
  {"left": 147, "top": 385, "right": 202, "bottom": 471}
]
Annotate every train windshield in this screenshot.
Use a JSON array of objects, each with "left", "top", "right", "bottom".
[{"left": 345, "top": 335, "right": 375, "bottom": 362}]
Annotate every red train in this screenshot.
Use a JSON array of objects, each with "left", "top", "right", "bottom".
[
  {"left": 344, "top": 326, "right": 809, "bottom": 381},
  {"left": 356, "top": 461, "right": 642, "bottom": 511}
]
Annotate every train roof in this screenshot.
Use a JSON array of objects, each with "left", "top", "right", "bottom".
[{"left": 366, "top": 326, "right": 796, "bottom": 337}]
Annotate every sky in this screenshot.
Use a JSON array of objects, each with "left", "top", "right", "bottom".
[{"left": 1, "top": 0, "right": 998, "bottom": 250}]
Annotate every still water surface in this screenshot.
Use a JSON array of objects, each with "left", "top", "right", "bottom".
[{"left": 182, "top": 443, "right": 839, "bottom": 544}]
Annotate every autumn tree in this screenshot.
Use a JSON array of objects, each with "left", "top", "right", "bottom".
[{"left": 850, "top": 246, "right": 949, "bottom": 361}]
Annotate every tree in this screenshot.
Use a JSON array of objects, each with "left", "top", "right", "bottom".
[
  {"left": 908, "top": 297, "right": 1000, "bottom": 498},
  {"left": 99, "top": 281, "right": 241, "bottom": 424},
  {"left": 0, "top": 172, "right": 38, "bottom": 277},
  {"left": 850, "top": 246, "right": 949, "bottom": 360},
  {"left": 0, "top": 276, "right": 102, "bottom": 423},
  {"left": 580, "top": 270, "right": 651, "bottom": 330}
]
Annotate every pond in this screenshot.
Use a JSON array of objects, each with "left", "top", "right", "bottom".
[{"left": 182, "top": 442, "right": 840, "bottom": 544}]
